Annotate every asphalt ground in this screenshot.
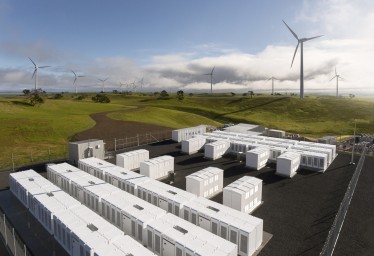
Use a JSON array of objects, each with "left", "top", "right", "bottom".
[
  {"left": 1, "top": 140, "right": 371, "bottom": 256},
  {"left": 334, "top": 155, "right": 374, "bottom": 255},
  {"left": 117, "top": 140, "right": 368, "bottom": 256}
]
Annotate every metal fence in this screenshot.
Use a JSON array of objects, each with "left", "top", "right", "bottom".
[
  {"left": 320, "top": 146, "right": 367, "bottom": 256},
  {"left": 110, "top": 130, "right": 172, "bottom": 152},
  {"left": 0, "top": 207, "right": 33, "bottom": 256}
]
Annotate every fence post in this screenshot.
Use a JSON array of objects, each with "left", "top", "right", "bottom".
[
  {"left": 12, "top": 228, "right": 16, "bottom": 255},
  {"left": 3, "top": 215, "right": 6, "bottom": 246},
  {"left": 12, "top": 153, "right": 15, "bottom": 171},
  {"left": 114, "top": 138, "right": 117, "bottom": 152},
  {"left": 137, "top": 134, "right": 140, "bottom": 146},
  {"left": 48, "top": 148, "right": 51, "bottom": 161},
  {"left": 30, "top": 150, "right": 33, "bottom": 162}
]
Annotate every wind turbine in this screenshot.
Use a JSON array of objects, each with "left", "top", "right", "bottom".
[
  {"left": 267, "top": 77, "right": 279, "bottom": 95},
  {"left": 98, "top": 78, "right": 108, "bottom": 92},
  {"left": 72, "top": 70, "right": 85, "bottom": 94},
  {"left": 138, "top": 78, "right": 144, "bottom": 92},
  {"left": 119, "top": 82, "right": 126, "bottom": 93},
  {"left": 131, "top": 80, "right": 137, "bottom": 92},
  {"left": 203, "top": 66, "right": 215, "bottom": 94},
  {"left": 29, "top": 57, "right": 51, "bottom": 90},
  {"left": 330, "top": 67, "right": 344, "bottom": 97},
  {"left": 282, "top": 20, "right": 323, "bottom": 99}
]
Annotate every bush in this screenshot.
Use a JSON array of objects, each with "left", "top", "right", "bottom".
[
  {"left": 28, "top": 90, "right": 44, "bottom": 106},
  {"left": 92, "top": 94, "right": 110, "bottom": 103},
  {"left": 177, "top": 90, "right": 184, "bottom": 101},
  {"left": 76, "top": 95, "right": 86, "bottom": 100},
  {"left": 53, "top": 93, "right": 63, "bottom": 99},
  {"left": 159, "top": 90, "right": 169, "bottom": 99}
]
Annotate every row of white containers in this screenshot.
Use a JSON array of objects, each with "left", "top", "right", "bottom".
[
  {"left": 172, "top": 125, "right": 207, "bottom": 142},
  {"left": 9, "top": 169, "right": 155, "bottom": 256},
  {"left": 116, "top": 149, "right": 149, "bottom": 170},
  {"left": 195, "top": 131, "right": 336, "bottom": 173},
  {"left": 140, "top": 155, "right": 174, "bottom": 180},
  {"left": 186, "top": 167, "right": 224, "bottom": 198},
  {"left": 78, "top": 157, "right": 264, "bottom": 256},
  {"left": 223, "top": 176, "right": 262, "bottom": 214},
  {"left": 47, "top": 163, "right": 237, "bottom": 256}
]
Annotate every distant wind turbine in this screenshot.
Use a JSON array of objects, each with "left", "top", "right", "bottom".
[
  {"left": 282, "top": 20, "right": 323, "bottom": 99},
  {"left": 72, "top": 70, "right": 85, "bottom": 94},
  {"left": 330, "top": 67, "right": 344, "bottom": 97},
  {"left": 98, "top": 78, "right": 108, "bottom": 92},
  {"left": 119, "top": 82, "right": 126, "bottom": 93},
  {"left": 267, "top": 77, "right": 279, "bottom": 95},
  {"left": 29, "top": 57, "right": 51, "bottom": 90},
  {"left": 203, "top": 66, "right": 215, "bottom": 94},
  {"left": 138, "top": 78, "right": 144, "bottom": 92}
]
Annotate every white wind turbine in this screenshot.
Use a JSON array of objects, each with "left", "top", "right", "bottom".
[
  {"left": 282, "top": 20, "right": 323, "bottom": 99},
  {"left": 267, "top": 76, "right": 279, "bottom": 95},
  {"left": 29, "top": 57, "right": 51, "bottom": 90},
  {"left": 72, "top": 70, "right": 85, "bottom": 94},
  {"left": 330, "top": 67, "right": 344, "bottom": 97},
  {"left": 203, "top": 66, "right": 215, "bottom": 94},
  {"left": 98, "top": 78, "right": 108, "bottom": 92}
]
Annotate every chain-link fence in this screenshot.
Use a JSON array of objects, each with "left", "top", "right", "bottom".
[
  {"left": 0, "top": 206, "right": 33, "bottom": 256},
  {"left": 320, "top": 146, "right": 367, "bottom": 256},
  {"left": 109, "top": 130, "right": 172, "bottom": 152}
]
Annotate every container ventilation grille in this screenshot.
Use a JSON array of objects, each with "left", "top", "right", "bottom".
[
  {"left": 28, "top": 178, "right": 34, "bottom": 181},
  {"left": 47, "top": 192, "right": 54, "bottom": 197},
  {"left": 167, "top": 190, "right": 177, "bottom": 195},
  {"left": 121, "top": 172, "right": 128, "bottom": 175},
  {"left": 87, "top": 224, "right": 98, "bottom": 232},
  {"left": 133, "top": 204, "right": 144, "bottom": 210},
  {"left": 173, "top": 225, "right": 188, "bottom": 234},
  {"left": 207, "top": 206, "right": 220, "bottom": 212},
  {"left": 88, "top": 181, "right": 95, "bottom": 185}
]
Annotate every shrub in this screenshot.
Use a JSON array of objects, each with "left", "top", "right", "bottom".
[{"left": 92, "top": 94, "right": 110, "bottom": 103}]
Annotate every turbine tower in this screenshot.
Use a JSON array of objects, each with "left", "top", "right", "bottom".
[
  {"left": 29, "top": 57, "right": 50, "bottom": 90},
  {"left": 267, "top": 77, "right": 279, "bottom": 95},
  {"left": 98, "top": 78, "right": 108, "bottom": 92},
  {"left": 72, "top": 70, "right": 85, "bottom": 94},
  {"left": 330, "top": 67, "right": 344, "bottom": 97},
  {"left": 282, "top": 20, "right": 323, "bottom": 99},
  {"left": 203, "top": 66, "right": 215, "bottom": 94}
]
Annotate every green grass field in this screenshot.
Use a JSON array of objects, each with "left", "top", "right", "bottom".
[{"left": 1, "top": 93, "right": 374, "bottom": 170}]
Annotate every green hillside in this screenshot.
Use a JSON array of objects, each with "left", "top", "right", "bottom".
[{"left": 0, "top": 93, "right": 373, "bottom": 169}]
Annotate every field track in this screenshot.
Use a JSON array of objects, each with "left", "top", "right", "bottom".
[{"left": 70, "top": 107, "right": 172, "bottom": 150}]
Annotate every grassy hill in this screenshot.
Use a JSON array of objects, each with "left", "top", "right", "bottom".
[{"left": 0, "top": 93, "right": 373, "bottom": 169}]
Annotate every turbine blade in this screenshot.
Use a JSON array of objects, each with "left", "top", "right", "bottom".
[
  {"left": 339, "top": 77, "right": 344, "bottom": 80},
  {"left": 39, "top": 66, "right": 51, "bottom": 68},
  {"left": 211, "top": 66, "right": 215, "bottom": 74},
  {"left": 291, "top": 42, "right": 299, "bottom": 68},
  {"left": 72, "top": 70, "right": 77, "bottom": 76},
  {"left": 32, "top": 69, "right": 37, "bottom": 78},
  {"left": 330, "top": 76, "right": 336, "bottom": 81},
  {"left": 304, "top": 35, "right": 323, "bottom": 41},
  {"left": 335, "top": 67, "right": 337, "bottom": 76},
  {"left": 282, "top": 20, "right": 299, "bottom": 40},
  {"left": 74, "top": 77, "right": 77, "bottom": 84},
  {"left": 28, "top": 57, "right": 36, "bottom": 67},
  {"left": 78, "top": 75, "right": 85, "bottom": 78},
  {"left": 203, "top": 73, "right": 210, "bottom": 75}
]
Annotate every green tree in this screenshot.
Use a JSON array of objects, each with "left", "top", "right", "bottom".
[
  {"left": 160, "top": 90, "right": 169, "bottom": 99},
  {"left": 28, "top": 89, "right": 45, "bottom": 106},
  {"left": 92, "top": 94, "right": 111, "bottom": 103},
  {"left": 177, "top": 90, "right": 184, "bottom": 101}
]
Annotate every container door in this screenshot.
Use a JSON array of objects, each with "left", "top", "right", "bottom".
[
  {"left": 198, "top": 215, "right": 211, "bottom": 232},
  {"left": 220, "top": 222, "right": 229, "bottom": 240},
  {"left": 211, "top": 218, "right": 219, "bottom": 235},
  {"left": 123, "top": 214, "right": 131, "bottom": 236},
  {"left": 71, "top": 237, "right": 80, "bottom": 256},
  {"left": 159, "top": 198, "right": 168, "bottom": 212},
  {"left": 162, "top": 238, "right": 175, "bottom": 256}
]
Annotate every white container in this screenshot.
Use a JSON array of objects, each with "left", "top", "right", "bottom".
[
  {"left": 229, "top": 140, "right": 257, "bottom": 154},
  {"left": 68, "top": 139, "right": 104, "bottom": 165},
  {"left": 245, "top": 147, "right": 270, "bottom": 170},
  {"left": 276, "top": 152, "right": 301, "bottom": 178},
  {"left": 299, "top": 151, "right": 328, "bottom": 172},
  {"left": 186, "top": 167, "right": 224, "bottom": 198},
  {"left": 116, "top": 149, "right": 149, "bottom": 170},
  {"left": 267, "top": 129, "right": 286, "bottom": 138},
  {"left": 223, "top": 176, "right": 263, "bottom": 214},
  {"left": 181, "top": 137, "right": 206, "bottom": 155},
  {"left": 140, "top": 155, "right": 174, "bottom": 180},
  {"left": 172, "top": 125, "right": 207, "bottom": 142},
  {"left": 291, "top": 145, "right": 333, "bottom": 165},
  {"left": 204, "top": 140, "right": 230, "bottom": 160},
  {"left": 78, "top": 157, "right": 116, "bottom": 180},
  {"left": 268, "top": 146, "right": 287, "bottom": 162}
]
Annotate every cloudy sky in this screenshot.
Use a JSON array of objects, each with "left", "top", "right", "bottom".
[{"left": 0, "top": 0, "right": 373, "bottom": 95}]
